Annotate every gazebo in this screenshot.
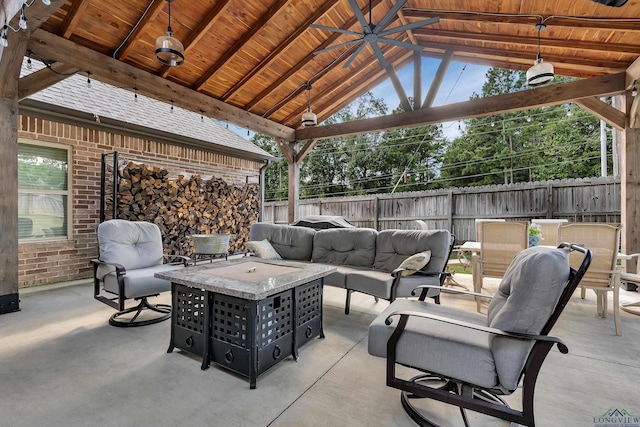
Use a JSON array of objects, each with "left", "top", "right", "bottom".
[{"left": 1, "top": 0, "right": 639, "bottom": 313}]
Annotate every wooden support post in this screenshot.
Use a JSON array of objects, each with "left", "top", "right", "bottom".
[
  {"left": 0, "top": 32, "right": 28, "bottom": 314},
  {"left": 621, "top": 92, "right": 640, "bottom": 272},
  {"left": 288, "top": 160, "right": 300, "bottom": 224}
]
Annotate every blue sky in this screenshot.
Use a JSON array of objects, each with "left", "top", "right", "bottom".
[{"left": 230, "top": 57, "right": 490, "bottom": 141}]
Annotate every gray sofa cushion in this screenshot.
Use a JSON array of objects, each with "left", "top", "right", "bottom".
[
  {"left": 249, "top": 223, "right": 316, "bottom": 261},
  {"left": 323, "top": 266, "right": 372, "bottom": 289},
  {"left": 312, "top": 228, "right": 377, "bottom": 267},
  {"left": 374, "top": 229, "right": 451, "bottom": 275},
  {"left": 487, "top": 245, "right": 570, "bottom": 391}
]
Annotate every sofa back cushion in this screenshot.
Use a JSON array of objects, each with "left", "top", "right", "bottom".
[
  {"left": 249, "top": 223, "right": 315, "bottom": 261},
  {"left": 312, "top": 228, "right": 378, "bottom": 267},
  {"left": 373, "top": 229, "right": 451, "bottom": 274}
]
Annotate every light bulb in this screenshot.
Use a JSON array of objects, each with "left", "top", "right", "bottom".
[
  {"left": 0, "top": 28, "right": 7, "bottom": 48},
  {"left": 42, "top": 0, "right": 51, "bottom": 5},
  {"left": 26, "top": 57, "right": 32, "bottom": 69},
  {"left": 19, "top": 7, "right": 27, "bottom": 30}
]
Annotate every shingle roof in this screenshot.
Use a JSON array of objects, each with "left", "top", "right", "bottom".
[{"left": 20, "top": 60, "right": 275, "bottom": 161}]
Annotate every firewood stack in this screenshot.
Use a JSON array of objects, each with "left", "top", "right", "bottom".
[{"left": 112, "top": 162, "right": 259, "bottom": 255}]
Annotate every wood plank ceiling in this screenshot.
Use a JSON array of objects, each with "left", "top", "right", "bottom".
[{"left": 30, "top": 0, "right": 640, "bottom": 134}]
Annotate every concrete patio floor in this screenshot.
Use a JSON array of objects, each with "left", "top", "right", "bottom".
[{"left": 1, "top": 272, "right": 639, "bottom": 427}]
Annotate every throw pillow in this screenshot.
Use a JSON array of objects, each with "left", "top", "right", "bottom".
[
  {"left": 245, "top": 239, "right": 282, "bottom": 260},
  {"left": 397, "top": 250, "right": 431, "bottom": 276}
]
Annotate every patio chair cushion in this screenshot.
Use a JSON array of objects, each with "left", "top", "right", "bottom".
[
  {"left": 487, "top": 245, "right": 570, "bottom": 391},
  {"left": 97, "top": 219, "right": 164, "bottom": 271},
  {"left": 368, "top": 299, "right": 498, "bottom": 389},
  {"left": 103, "top": 263, "right": 182, "bottom": 299}
]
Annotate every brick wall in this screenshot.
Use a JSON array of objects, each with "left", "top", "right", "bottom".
[{"left": 17, "top": 116, "right": 264, "bottom": 288}]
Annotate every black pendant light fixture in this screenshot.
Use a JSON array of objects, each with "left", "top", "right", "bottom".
[{"left": 155, "top": 0, "right": 184, "bottom": 66}]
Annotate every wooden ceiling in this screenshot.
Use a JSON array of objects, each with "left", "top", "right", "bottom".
[{"left": 16, "top": 0, "right": 640, "bottom": 139}]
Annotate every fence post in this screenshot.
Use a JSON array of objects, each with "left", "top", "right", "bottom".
[
  {"left": 374, "top": 196, "right": 379, "bottom": 231},
  {"left": 547, "top": 183, "right": 554, "bottom": 218},
  {"left": 447, "top": 190, "right": 453, "bottom": 233}
]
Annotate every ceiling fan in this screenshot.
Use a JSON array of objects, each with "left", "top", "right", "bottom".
[{"left": 311, "top": 0, "right": 439, "bottom": 68}]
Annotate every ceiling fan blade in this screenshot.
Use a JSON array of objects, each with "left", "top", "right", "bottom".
[
  {"left": 343, "top": 41, "right": 369, "bottom": 68},
  {"left": 348, "top": 0, "right": 372, "bottom": 34},
  {"left": 310, "top": 23, "right": 362, "bottom": 37},
  {"left": 373, "top": 0, "right": 408, "bottom": 33},
  {"left": 378, "top": 37, "right": 424, "bottom": 51},
  {"left": 378, "top": 17, "right": 440, "bottom": 37},
  {"left": 370, "top": 42, "right": 390, "bottom": 69},
  {"left": 314, "top": 39, "right": 363, "bottom": 55}
]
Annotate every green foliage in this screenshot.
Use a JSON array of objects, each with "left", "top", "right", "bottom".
[
  {"left": 441, "top": 69, "right": 607, "bottom": 187},
  {"left": 257, "top": 67, "right": 609, "bottom": 201},
  {"left": 252, "top": 134, "right": 288, "bottom": 201}
]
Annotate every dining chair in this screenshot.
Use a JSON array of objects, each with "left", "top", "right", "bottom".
[
  {"left": 472, "top": 221, "right": 529, "bottom": 312},
  {"left": 531, "top": 218, "right": 568, "bottom": 246},
  {"left": 474, "top": 218, "right": 506, "bottom": 242},
  {"left": 558, "top": 222, "right": 623, "bottom": 335}
]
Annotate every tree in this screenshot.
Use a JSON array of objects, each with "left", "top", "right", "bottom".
[
  {"left": 381, "top": 102, "right": 447, "bottom": 192},
  {"left": 252, "top": 134, "right": 288, "bottom": 201},
  {"left": 301, "top": 92, "right": 388, "bottom": 197},
  {"left": 440, "top": 68, "right": 605, "bottom": 187}
]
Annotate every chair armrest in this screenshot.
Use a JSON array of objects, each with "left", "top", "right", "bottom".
[
  {"left": 165, "top": 254, "right": 193, "bottom": 266},
  {"left": 410, "top": 284, "right": 493, "bottom": 300},
  {"left": 385, "top": 310, "right": 568, "bottom": 353},
  {"left": 91, "top": 259, "right": 126, "bottom": 276},
  {"left": 391, "top": 268, "right": 442, "bottom": 278}
]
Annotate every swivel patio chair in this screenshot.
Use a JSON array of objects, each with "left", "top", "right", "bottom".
[
  {"left": 368, "top": 244, "right": 591, "bottom": 427},
  {"left": 92, "top": 219, "right": 191, "bottom": 327},
  {"left": 558, "top": 222, "right": 623, "bottom": 335}
]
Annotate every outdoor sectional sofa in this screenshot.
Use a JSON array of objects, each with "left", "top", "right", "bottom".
[{"left": 248, "top": 223, "right": 453, "bottom": 314}]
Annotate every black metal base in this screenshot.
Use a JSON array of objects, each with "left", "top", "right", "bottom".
[
  {"left": 0, "top": 293, "right": 20, "bottom": 314},
  {"left": 109, "top": 297, "right": 171, "bottom": 327},
  {"left": 400, "top": 374, "right": 512, "bottom": 427}
]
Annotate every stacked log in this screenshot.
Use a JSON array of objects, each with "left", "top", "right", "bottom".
[{"left": 113, "top": 162, "right": 259, "bottom": 255}]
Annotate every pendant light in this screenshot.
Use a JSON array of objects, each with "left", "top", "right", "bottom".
[
  {"left": 301, "top": 85, "right": 317, "bottom": 127},
  {"left": 155, "top": 0, "right": 184, "bottom": 66},
  {"left": 526, "top": 23, "right": 554, "bottom": 87}
]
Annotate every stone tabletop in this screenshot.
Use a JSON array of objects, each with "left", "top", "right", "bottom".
[{"left": 155, "top": 257, "right": 336, "bottom": 300}]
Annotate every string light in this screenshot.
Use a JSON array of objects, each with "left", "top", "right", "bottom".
[
  {"left": 18, "top": 4, "right": 27, "bottom": 30},
  {"left": 170, "top": 100, "right": 174, "bottom": 113},
  {"left": 26, "top": 50, "right": 32, "bottom": 69},
  {"left": 133, "top": 87, "right": 138, "bottom": 102},
  {"left": 0, "top": 1, "right": 51, "bottom": 48},
  {"left": 632, "top": 80, "right": 638, "bottom": 97},
  {"left": 200, "top": 109, "right": 204, "bottom": 122},
  {"left": 86, "top": 71, "right": 92, "bottom": 89},
  {"left": 0, "top": 23, "right": 7, "bottom": 48}
]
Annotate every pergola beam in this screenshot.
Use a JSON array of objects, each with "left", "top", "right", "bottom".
[
  {"left": 27, "top": 29, "right": 296, "bottom": 141},
  {"left": 18, "top": 62, "right": 79, "bottom": 100},
  {"left": 575, "top": 97, "right": 626, "bottom": 131},
  {"left": 296, "top": 72, "right": 627, "bottom": 141}
]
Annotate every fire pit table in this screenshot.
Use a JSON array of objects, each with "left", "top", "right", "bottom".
[{"left": 156, "top": 258, "right": 336, "bottom": 389}]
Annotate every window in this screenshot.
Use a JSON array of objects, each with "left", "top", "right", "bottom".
[{"left": 18, "top": 140, "right": 71, "bottom": 240}]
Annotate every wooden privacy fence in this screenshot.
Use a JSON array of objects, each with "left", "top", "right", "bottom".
[{"left": 263, "top": 177, "right": 621, "bottom": 242}]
